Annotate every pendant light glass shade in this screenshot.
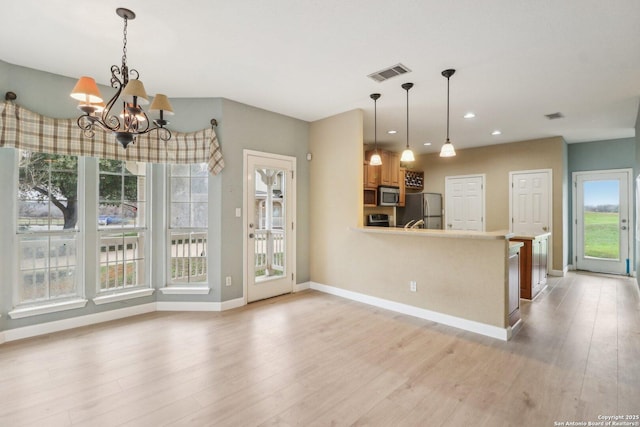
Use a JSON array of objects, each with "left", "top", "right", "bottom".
[
  {"left": 401, "top": 148, "right": 415, "bottom": 162},
  {"left": 370, "top": 152, "right": 382, "bottom": 166},
  {"left": 439, "top": 140, "right": 456, "bottom": 157},
  {"left": 440, "top": 69, "right": 456, "bottom": 158},
  {"left": 401, "top": 82, "right": 415, "bottom": 162},
  {"left": 369, "top": 93, "right": 383, "bottom": 166}
]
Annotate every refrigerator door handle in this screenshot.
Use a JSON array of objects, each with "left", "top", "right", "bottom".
[{"left": 424, "top": 196, "right": 430, "bottom": 217}]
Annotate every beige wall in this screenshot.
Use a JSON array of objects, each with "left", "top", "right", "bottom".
[
  {"left": 310, "top": 110, "right": 510, "bottom": 329},
  {"left": 412, "top": 137, "right": 567, "bottom": 271}
]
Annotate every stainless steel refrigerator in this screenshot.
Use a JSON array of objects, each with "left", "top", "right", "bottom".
[{"left": 397, "top": 193, "right": 443, "bottom": 229}]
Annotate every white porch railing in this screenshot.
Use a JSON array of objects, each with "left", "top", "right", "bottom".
[
  {"left": 254, "top": 229, "right": 285, "bottom": 278},
  {"left": 169, "top": 232, "right": 207, "bottom": 283},
  {"left": 99, "top": 234, "right": 143, "bottom": 291}
]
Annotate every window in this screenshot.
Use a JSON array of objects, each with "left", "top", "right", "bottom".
[
  {"left": 16, "top": 150, "right": 81, "bottom": 305},
  {"left": 168, "top": 163, "right": 208, "bottom": 285},
  {"left": 98, "top": 160, "right": 148, "bottom": 292}
]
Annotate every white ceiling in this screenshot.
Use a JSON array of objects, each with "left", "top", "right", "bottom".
[{"left": 2, "top": 0, "right": 639, "bottom": 154}]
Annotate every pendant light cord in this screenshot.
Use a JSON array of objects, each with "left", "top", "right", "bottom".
[
  {"left": 446, "top": 75, "right": 450, "bottom": 142},
  {"left": 374, "top": 97, "right": 377, "bottom": 149},
  {"left": 406, "top": 86, "right": 409, "bottom": 149}
]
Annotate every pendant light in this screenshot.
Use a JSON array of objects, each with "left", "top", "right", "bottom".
[
  {"left": 400, "top": 82, "right": 415, "bottom": 162},
  {"left": 369, "top": 93, "right": 382, "bottom": 166},
  {"left": 440, "top": 69, "right": 456, "bottom": 157}
]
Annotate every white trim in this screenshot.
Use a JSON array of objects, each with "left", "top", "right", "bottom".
[
  {"left": 220, "top": 297, "right": 246, "bottom": 311},
  {"left": 572, "top": 168, "right": 634, "bottom": 276},
  {"left": 159, "top": 286, "right": 211, "bottom": 295},
  {"left": 309, "top": 282, "right": 510, "bottom": 341},
  {"left": 507, "top": 318, "right": 523, "bottom": 340},
  {"left": 8, "top": 298, "right": 88, "bottom": 320},
  {"left": 294, "top": 281, "right": 310, "bottom": 292},
  {"left": 156, "top": 297, "right": 244, "bottom": 312},
  {"left": 243, "top": 150, "right": 297, "bottom": 304},
  {"left": 156, "top": 301, "right": 222, "bottom": 311},
  {"left": 3, "top": 303, "right": 156, "bottom": 343},
  {"left": 93, "top": 288, "right": 155, "bottom": 305},
  {"left": 549, "top": 267, "right": 568, "bottom": 277}
]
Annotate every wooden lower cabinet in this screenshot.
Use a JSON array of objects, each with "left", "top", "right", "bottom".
[
  {"left": 511, "top": 234, "right": 549, "bottom": 300},
  {"left": 508, "top": 243, "right": 522, "bottom": 326}
]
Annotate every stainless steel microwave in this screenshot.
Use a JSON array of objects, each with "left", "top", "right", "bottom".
[{"left": 378, "top": 186, "right": 400, "bottom": 206}]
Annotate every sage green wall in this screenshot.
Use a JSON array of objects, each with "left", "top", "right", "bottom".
[
  {"left": 0, "top": 60, "right": 310, "bottom": 331},
  {"left": 636, "top": 108, "right": 640, "bottom": 284},
  {"left": 216, "top": 99, "right": 310, "bottom": 300}
]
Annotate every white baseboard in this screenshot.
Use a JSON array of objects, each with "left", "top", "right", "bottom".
[
  {"left": 1, "top": 296, "right": 248, "bottom": 344},
  {"left": 293, "top": 281, "right": 310, "bottom": 292},
  {"left": 549, "top": 266, "right": 568, "bottom": 277},
  {"left": 309, "top": 282, "right": 509, "bottom": 341},
  {"left": 220, "top": 297, "right": 246, "bottom": 311},
  {"left": 156, "top": 297, "right": 245, "bottom": 312},
  {"left": 2, "top": 303, "right": 156, "bottom": 344}
]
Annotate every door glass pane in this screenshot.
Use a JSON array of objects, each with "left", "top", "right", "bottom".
[
  {"left": 583, "top": 180, "right": 619, "bottom": 260},
  {"left": 254, "top": 168, "right": 286, "bottom": 281}
]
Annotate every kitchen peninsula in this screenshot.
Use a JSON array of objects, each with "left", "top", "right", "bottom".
[{"left": 346, "top": 226, "right": 521, "bottom": 340}]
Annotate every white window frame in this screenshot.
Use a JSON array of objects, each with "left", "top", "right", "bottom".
[
  {"left": 164, "top": 163, "right": 209, "bottom": 292},
  {"left": 95, "top": 161, "right": 152, "bottom": 297},
  {"left": 9, "top": 151, "right": 87, "bottom": 318}
]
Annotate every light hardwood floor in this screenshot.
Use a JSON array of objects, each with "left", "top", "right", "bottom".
[{"left": 0, "top": 272, "right": 639, "bottom": 426}]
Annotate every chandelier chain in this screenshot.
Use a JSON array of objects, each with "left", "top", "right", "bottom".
[{"left": 122, "top": 16, "right": 128, "bottom": 67}]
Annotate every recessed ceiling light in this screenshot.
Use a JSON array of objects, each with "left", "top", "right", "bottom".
[
  {"left": 387, "top": 130, "right": 397, "bottom": 134},
  {"left": 423, "top": 142, "right": 431, "bottom": 146},
  {"left": 463, "top": 112, "right": 476, "bottom": 119},
  {"left": 491, "top": 130, "right": 502, "bottom": 136}
]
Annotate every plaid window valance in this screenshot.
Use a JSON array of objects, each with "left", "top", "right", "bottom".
[{"left": 0, "top": 101, "right": 224, "bottom": 175}]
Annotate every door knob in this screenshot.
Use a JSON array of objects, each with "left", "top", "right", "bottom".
[
  {"left": 542, "top": 226, "right": 548, "bottom": 232},
  {"left": 249, "top": 223, "right": 254, "bottom": 228},
  {"left": 621, "top": 226, "right": 627, "bottom": 230},
  {"left": 249, "top": 233, "right": 255, "bottom": 238}
]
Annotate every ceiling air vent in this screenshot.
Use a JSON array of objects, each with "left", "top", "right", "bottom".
[
  {"left": 545, "top": 112, "right": 564, "bottom": 120},
  {"left": 368, "top": 63, "right": 412, "bottom": 82}
]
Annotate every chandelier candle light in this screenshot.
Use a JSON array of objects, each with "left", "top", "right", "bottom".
[
  {"left": 400, "top": 82, "right": 415, "bottom": 162},
  {"left": 369, "top": 93, "right": 382, "bottom": 166},
  {"left": 70, "top": 8, "right": 174, "bottom": 148},
  {"left": 439, "top": 69, "right": 456, "bottom": 157}
]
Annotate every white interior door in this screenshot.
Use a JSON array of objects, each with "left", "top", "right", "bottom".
[
  {"left": 510, "top": 170, "right": 551, "bottom": 236},
  {"left": 244, "top": 150, "right": 296, "bottom": 303},
  {"left": 574, "top": 169, "right": 631, "bottom": 275},
  {"left": 445, "top": 175, "right": 485, "bottom": 231}
]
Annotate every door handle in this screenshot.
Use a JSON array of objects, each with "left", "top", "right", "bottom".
[
  {"left": 542, "top": 226, "right": 548, "bottom": 232},
  {"left": 621, "top": 226, "right": 627, "bottom": 230},
  {"left": 249, "top": 233, "right": 255, "bottom": 238}
]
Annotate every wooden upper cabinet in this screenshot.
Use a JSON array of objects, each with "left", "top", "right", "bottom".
[
  {"left": 364, "top": 163, "right": 379, "bottom": 188},
  {"left": 367, "top": 150, "right": 400, "bottom": 187},
  {"left": 389, "top": 152, "right": 400, "bottom": 186}
]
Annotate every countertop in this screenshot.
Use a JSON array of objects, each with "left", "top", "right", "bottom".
[
  {"left": 352, "top": 226, "right": 514, "bottom": 240},
  {"left": 510, "top": 232, "right": 551, "bottom": 240}
]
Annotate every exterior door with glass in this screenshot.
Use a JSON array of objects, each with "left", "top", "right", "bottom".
[
  {"left": 244, "top": 150, "right": 296, "bottom": 303},
  {"left": 574, "top": 169, "right": 631, "bottom": 275}
]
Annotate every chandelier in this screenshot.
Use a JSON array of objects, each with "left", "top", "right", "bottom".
[{"left": 70, "top": 8, "right": 173, "bottom": 148}]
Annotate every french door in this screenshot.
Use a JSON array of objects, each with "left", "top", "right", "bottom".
[
  {"left": 243, "top": 150, "right": 296, "bottom": 303},
  {"left": 574, "top": 169, "right": 631, "bottom": 275}
]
